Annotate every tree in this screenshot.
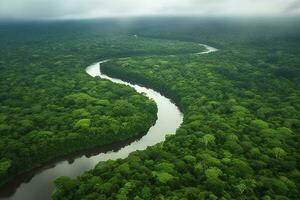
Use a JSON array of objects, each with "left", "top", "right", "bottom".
[
  {"left": 152, "top": 171, "right": 174, "bottom": 184},
  {"left": 272, "top": 147, "right": 287, "bottom": 159},
  {"left": 236, "top": 183, "right": 247, "bottom": 194},
  {"left": 0, "top": 159, "right": 11, "bottom": 176},
  {"left": 74, "top": 119, "right": 91, "bottom": 129},
  {"left": 251, "top": 119, "right": 269, "bottom": 129},
  {"left": 184, "top": 155, "right": 197, "bottom": 164},
  {"left": 205, "top": 178, "right": 224, "bottom": 197},
  {"left": 205, "top": 167, "right": 222, "bottom": 179},
  {"left": 155, "top": 162, "right": 175, "bottom": 173},
  {"left": 202, "top": 134, "right": 216, "bottom": 147}
]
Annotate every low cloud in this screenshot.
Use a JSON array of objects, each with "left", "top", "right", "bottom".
[
  {"left": 0, "top": 0, "right": 299, "bottom": 20},
  {"left": 285, "top": 0, "right": 300, "bottom": 13}
]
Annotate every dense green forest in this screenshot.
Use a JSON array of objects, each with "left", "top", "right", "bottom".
[
  {"left": 52, "top": 18, "right": 300, "bottom": 199},
  {"left": 0, "top": 21, "right": 205, "bottom": 186}
]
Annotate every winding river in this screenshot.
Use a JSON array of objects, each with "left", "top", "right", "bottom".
[{"left": 0, "top": 44, "right": 217, "bottom": 200}]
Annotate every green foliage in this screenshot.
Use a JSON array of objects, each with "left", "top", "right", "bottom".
[
  {"left": 72, "top": 108, "right": 90, "bottom": 118},
  {"left": 251, "top": 119, "right": 269, "bottom": 129},
  {"left": 183, "top": 155, "right": 196, "bottom": 164},
  {"left": 272, "top": 147, "right": 287, "bottom": 159},
  {"left": 59, "top": 20, "right": 300, "bottom": 199},
  {"left": 202, "top": 134, "right": 216, "bottom": 147},
  {"left": 152, "top": 171, "right": 175, "bottom": 184},
  {"left": 205, "top": 167, "right": 223, "bottom": 179},
  {"left": 154, "top": 162, "right": 175, "bottom": 173},
  {"left": 0, "top": 25, "right": 188, "bottom": 186},
  {"left": 74, "top": 119, "right": 91, "bottom": 129},
  {"left": 0, "top": 159, "right": 12, "bottom": 176},
  {"left": 64, "top": 92, "right": 96, "bottom": 105},
  {"left": 1, "top": 18, "right": 300, "bottom": 199},
  {"left": 205, "top": 178, "right": 225, "bottom": 197}
]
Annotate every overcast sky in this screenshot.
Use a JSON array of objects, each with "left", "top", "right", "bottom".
[{"left": 0, "top": 0, "right": 300, "bottom": 20}]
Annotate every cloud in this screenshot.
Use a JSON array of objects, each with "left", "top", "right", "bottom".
[
  {"left": 285, "top": 0, "right": 300, "bottom": 13},
  {"left": 0, "top": 0, "right": 299, "bottom": 20}
]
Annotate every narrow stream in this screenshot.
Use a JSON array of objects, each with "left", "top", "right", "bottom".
[{"left": 0, "top": 44, "right": 217, "bottom": 200}]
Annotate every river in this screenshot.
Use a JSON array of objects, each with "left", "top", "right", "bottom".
[{"left": 0, "top": 44, "right": 217, "bottom": 200}]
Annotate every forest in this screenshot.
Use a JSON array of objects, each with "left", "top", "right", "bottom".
[
  {"left": 0, "top": 18, "right": 299, "bottom": 199},
  {"left": 0, "top": 21, "right": 205, "bottom": 187},
  {"left": 52, "top": 18, "right": 300, "bottom": 199}
]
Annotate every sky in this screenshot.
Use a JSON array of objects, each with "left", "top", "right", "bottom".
[{"left": 0, "top": 0, "right": 300, "bottom": 20}]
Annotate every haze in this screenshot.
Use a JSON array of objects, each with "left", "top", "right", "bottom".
[{"left": 0, "top": 0, "right": 300, "bottom": 20}]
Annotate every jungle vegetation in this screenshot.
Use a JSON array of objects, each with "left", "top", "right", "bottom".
[
  {"left": 52, "top": 18, "right": 300, "bottom": 199},
  {"left": 0, "top": 21, "right": 205, "bottom": 186}
]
